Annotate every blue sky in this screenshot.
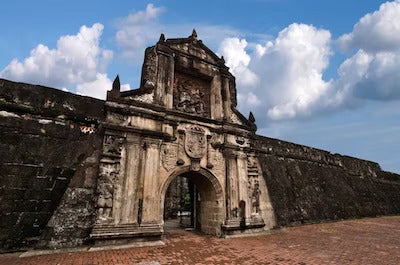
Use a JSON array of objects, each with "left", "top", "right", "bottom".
[{"left": 1, "top": 0, "right": 399, "bottom": 173}]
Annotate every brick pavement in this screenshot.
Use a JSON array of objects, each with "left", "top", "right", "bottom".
[{"left": 1, "top": 216, "right": 399, "bottom": 265}]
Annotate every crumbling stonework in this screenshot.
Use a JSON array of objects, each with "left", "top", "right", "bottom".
[
  {"left": 255, "top": 135, "right": 400, "bottom": 226},
  {"left": 0, "top": 31, "right": 399, "bottom": 252},
  {"left": 0, "top": 79, "right": 104, "bottom": 251}
]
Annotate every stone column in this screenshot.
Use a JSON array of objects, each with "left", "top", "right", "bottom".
[
  {"left": 155, "top": 53, "right": 169, "bottom": 106},
  {"left": 237, "top": 152, "right": 251, "bottom": 219},
  {"left": 225, "top": 149, "right": 239, "bottom": 219},
  {"left": 221, "top": 75, "right": 231, "bottom": 121},
  {"left": 177, "top": 129, "right": 185, "bottom": 165},
  {"left": 210, "top": 75, "right": 223, "bottom": 120},
  {"left": 120, "top": 139, "right": 141, "bottom": 224},
  {"left": 206, "top": 134, "right": 213, "bottom": 169},
  {"left": 141, "top": 140, "right": 162, "bottom": 224},
  {"left": 165, "top": 54, "right": 175, "bottom": 109}
]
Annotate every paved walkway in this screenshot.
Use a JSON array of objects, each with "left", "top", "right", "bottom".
[{"left": 1, "top": 216, "right": 399, "bottom": 265}]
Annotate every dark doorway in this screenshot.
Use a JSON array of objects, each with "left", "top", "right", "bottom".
[
  {"left": 163, "top": 171, "right": 222, "bottom": 235},
  {"left": 163, "top": 175, "right": 192, "bottom": 230}
]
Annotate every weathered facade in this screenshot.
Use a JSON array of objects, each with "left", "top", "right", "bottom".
[
  {"left": 90, "top": 31, "right": 276, "bottom": 244},
  {"left": 1, "top": 31, "right": 399, "bottom": 252}
]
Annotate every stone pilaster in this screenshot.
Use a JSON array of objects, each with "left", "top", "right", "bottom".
[
  {"left": 119, "top": 139, "right": 141, "bottom": 224},
  {"left": 141, "top": 140, "right": 162, "bottom": 224}
]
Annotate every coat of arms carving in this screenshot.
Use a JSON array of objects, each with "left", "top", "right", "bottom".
[{"left": 185, "top": 126, "right": 206, "bottom": 159}]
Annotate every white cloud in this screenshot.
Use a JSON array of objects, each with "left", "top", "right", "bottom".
[
  {"left": 76, "top": 73, "right": 132, "bottom": 99},
  {"left": 76, "top": 73, "right": 112, "bottom": 99},
  {"left": 0, "top": 23, "right": 113, "bottom": 98},
  {"left": 335, "top": 0, "right": 400, "bottom": 102},
  {"left": 219, "top": 1, "right": 400, "bottom": 122},
  {"left": 218, "top": 38, "right": 258, "bottom": 87},
  {"left": 338, "top": 0, "right": 400, "bottom": 53},
  {"left": 220, "top": 23, "right": 332, "bottom": 120},
  {"left": 115, "top": 4, "right": 164, "bottom": 60}
]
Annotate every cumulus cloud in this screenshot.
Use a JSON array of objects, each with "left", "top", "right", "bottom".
[
  {"left": 1, "top": 23, "right": 112, "bottom": 91},
  {"left": 115, "top": 4, "right": 164, "bottom": 60},
  {"left": 335, "top": 0, "right": 400, "bottom": 102},
  {"left": 219, "top": 1, "right": 400, "bottom": 121},
  {"left": 218, "top": 38, "right": 258, "bottom": 87},
  {"left": 338, "top": 0, "right": 400, "bottom": 53},
  {"left": 220, "top": 23, "right": 333, "bottom": 120},
  {"left": 76, "top": 73, "right": 132, "bottom": 99},
  {"left": 0, "top": 23, "right": 134, "bottom": 99}
]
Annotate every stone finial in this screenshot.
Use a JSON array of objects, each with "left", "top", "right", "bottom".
[
  {"left": 221, "top": 56, "right": 225, "bottom": 64},
  {"left": 190, "top": 29, "right": 198, "bottom": 39},
  {"left": 112, "top": 75, "right": 120, "bottom": 91},
  {"left": 158, "top": 33, "right": 165, "bottom": 43},
  {"left": 110, "top": 75, "right": 120, "bottom": 98},
  {"left": 249, "top": 111, "right": 256, "bottom": 124}
]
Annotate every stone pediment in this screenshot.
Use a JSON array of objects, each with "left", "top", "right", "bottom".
[
  {"left": 164, "top": 30, "right": 223, "bottom": 66},
  {"left": 108, "top": 30, "right": 256, "bottom": 131}
]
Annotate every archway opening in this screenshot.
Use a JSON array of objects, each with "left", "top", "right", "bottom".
[{"left": 163, "top": 170, "right": 222, "bottom": 236}]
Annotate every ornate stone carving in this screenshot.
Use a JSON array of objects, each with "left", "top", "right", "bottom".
[
  {"left": 104, "top": 135, "right": 124, "bottom": 156},
  {"left": 173, "top": 72, "right": 210, "bottom": 117},
  {"left": 96, "top": 135, "right": 125, "bottom": 224},
  {"left": 185, "top": 126, "right": 206, "bottom": 159},
  {"left": 247, "top": 155, "right": 261, "bottom": 215},
  {"left": 96, "top": 163, "right": 120, "bottom": 223},
  {"left": 161, "top": 144, "right": 177, "bottom": 171},
  {"left": 250, "top": 179, "right": 261, "bottom": 214}
]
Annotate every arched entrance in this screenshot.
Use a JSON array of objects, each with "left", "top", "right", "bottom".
[{"left": 161, "top": 167, "right": 224, "bottom": 236}]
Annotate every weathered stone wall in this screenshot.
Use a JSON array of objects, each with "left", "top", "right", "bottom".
[
  {"left": 255, "top": 135, "right": 400, "bottom": 227},
  {"left": 1, "top": 76, "right": 400, "bottom": 252},
  {"left": 0, "top": 79, "right": 104, "bottom": 251}
]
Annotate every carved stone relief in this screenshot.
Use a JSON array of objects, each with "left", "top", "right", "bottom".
[
  {"left": 247, "top": 155, "right": 261, "bottom": 215},
  {"left": 96, "top": 163, "right": 119, "bottom": 222},
  {"left": 96, "top": 135, "right": 125, "bottom": 224},
  {"left": 185, "top": 125, "right": 206, "bottom": 159},
  {"left": 173, "top": 72, "right": 210, "bottom": 117},
  {"left": 103, "top": 135, "right": 124, "bottom": 156},
  {"left": 161, "top": 143, "right": 178, "bottom": 172}
]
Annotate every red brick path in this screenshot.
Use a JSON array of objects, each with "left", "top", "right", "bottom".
[{"left": 1, "top": 216, "right": 399, "bottom": 265}]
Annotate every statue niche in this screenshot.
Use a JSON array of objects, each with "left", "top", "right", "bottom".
[{"left": 173, "top": 72, "right": 210, "bottom": 117}]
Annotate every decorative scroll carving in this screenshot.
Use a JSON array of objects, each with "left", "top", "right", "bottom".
[
  {"left": 185, "top": 126, "right": 206, "bottom": 159},
  {"left": 173, "top": 72, "right": 210, "bottom": 117},
  {"left": 161, "top": 143, "right": 177, "bottom": 171}
]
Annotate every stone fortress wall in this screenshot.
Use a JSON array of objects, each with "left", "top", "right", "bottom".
[
  {"left": 254, "top": 135, "right": 400, "bottom": 227},
  {"left": 1, "top": 78, "right": 399, "bottom": 252},
  {"left": 0, "top": 32, "right": 399, "bottom": 252},
  {"left": 0, "top": 79, "right": 104, "bottom": 251}
]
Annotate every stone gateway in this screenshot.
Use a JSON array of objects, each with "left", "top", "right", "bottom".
[
  {"left": 90, "top": 30, "right": 276, "bottom": 244},
  {"left": 0, "top": 31, "right": 399, "bottom": 251}
]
